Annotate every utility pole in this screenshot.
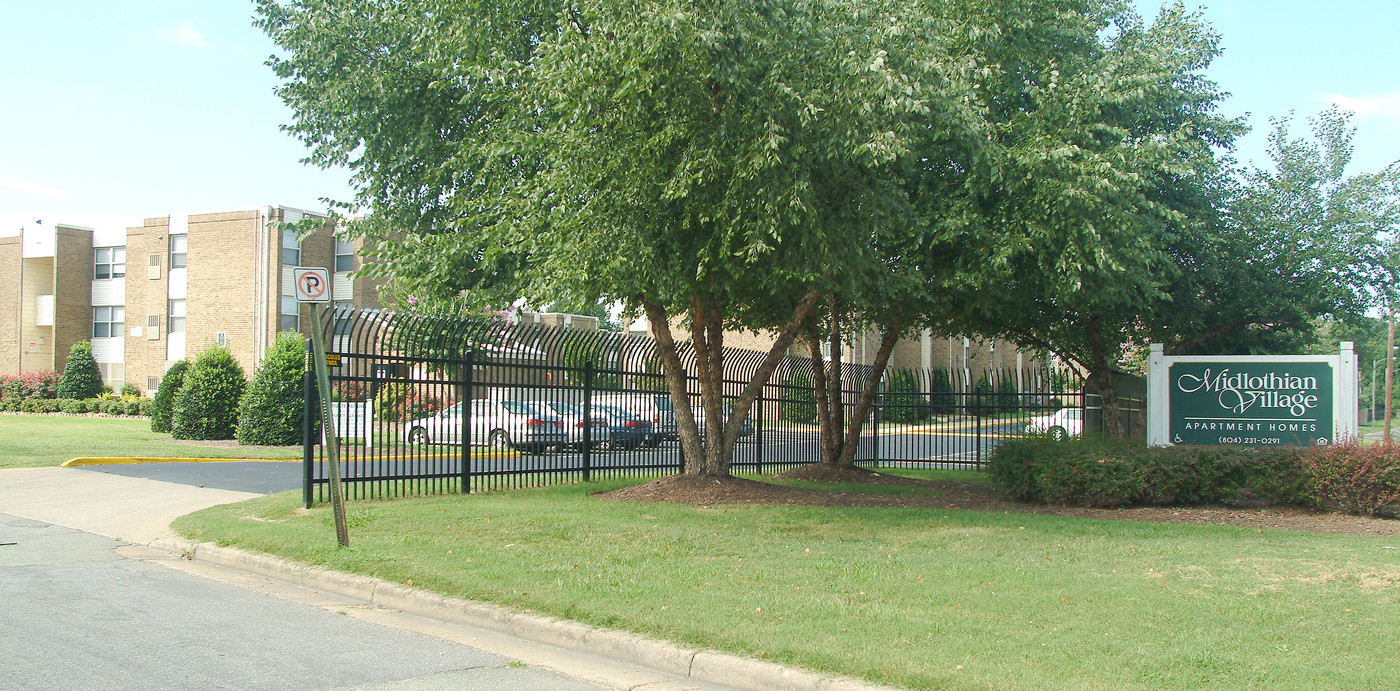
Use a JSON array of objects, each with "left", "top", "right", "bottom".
[{"left": 1387, "top": 311, "right": 1395, "bottom": 446}]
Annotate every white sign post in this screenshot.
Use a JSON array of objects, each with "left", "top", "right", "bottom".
[
  {"left": 1148, "top": 342, "right": 1358, "bottom": 447},
  {"left": 296, "top": 266, "right": 348, "bottom": 546}
]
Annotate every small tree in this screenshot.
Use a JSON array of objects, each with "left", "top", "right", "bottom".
[
  {"left": 150, "top": 360, "right": 189, "bottom": 433},
  {"left": 57, "top": 340, "right": 103, "bottom": 400},
  {"left": 882, "top": 369, "right": 924, "bottom": 424},
  {"left": 172, "top": 346, "right": 247, "bottom": 440},
  {"left": 781, "top": 368, "right": 818, "bottom": 424},
  {"left": 236, "top": 331, "right": 306, "bottom": 445}
]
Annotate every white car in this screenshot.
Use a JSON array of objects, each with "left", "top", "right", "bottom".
[
  {"left": 543, "top": 400, "right": 610, "bottom": 450},
  {"left": 1025, "top": 407, "right": 1083, "bottom": 441},
  {"left": 402, "top": 399, "right": 566, "bottom": 453}
]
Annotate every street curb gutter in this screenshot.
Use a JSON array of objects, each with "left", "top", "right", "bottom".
[{"left": 148, "top": 538, "right": 897, "bottom": 691}]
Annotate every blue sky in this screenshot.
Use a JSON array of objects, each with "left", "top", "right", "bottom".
[{"left": 2, "top": 0, "right": 1397, "bottom": 237}]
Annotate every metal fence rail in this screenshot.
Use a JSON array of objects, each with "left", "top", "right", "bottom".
[{"left": 304, "top": 308, "right": 1086, "bottom": 504}]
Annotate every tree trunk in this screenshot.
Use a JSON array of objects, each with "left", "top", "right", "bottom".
[
  {"left": 835, "top": 323, "right": 902, "bottom": 467},
  {"left": 642, "top": 290, "right": 821, "bottom": 476}
]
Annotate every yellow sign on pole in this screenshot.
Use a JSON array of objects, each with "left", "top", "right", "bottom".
[{"left": 325, "top": 353, "right": 341, "bottom": 367}]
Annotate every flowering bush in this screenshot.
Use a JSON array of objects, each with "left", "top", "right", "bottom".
[
  {"left": 331, "top": 380, "right": 370, "bottom": 402},
  {"left": 1303, "top": 441, "right": 1400, "bottom": 517},
  {"left": 1, "top": 371, "right": 60, "bottom": 401},
  {"left": 373, "top": 383, "right": 448, "bottom": 423}
]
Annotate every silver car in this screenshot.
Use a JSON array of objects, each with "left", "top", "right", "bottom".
[{"left": 402, "top": 399, "right": 566, "bottom": 453}]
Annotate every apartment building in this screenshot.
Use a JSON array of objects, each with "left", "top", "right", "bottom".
[
  {"left": 0, "top": 206, "right": 381, "bottom": 395},
  {"left": 628, "top": 313, "right": 1044, "bottom": 380}
]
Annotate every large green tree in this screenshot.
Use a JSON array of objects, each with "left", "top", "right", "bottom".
[
  {"left": 951, "top": 1, "right": 1244, "bottom": 435},
  {"left": 1154, "top": 107, "right": 1400, "bottom": 355},
  {"left": 260, "top": 0, "right": 950, "bottom": 476}
]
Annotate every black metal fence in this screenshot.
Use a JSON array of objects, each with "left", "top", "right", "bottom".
[{"left": 303, "top": 308, "right": 1087, "bottom": 504}]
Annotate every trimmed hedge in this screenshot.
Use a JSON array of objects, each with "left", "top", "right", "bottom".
[
  {"left": 171, "top": 347, "right": 247, "bottom": 440},
  {"left": 988, "top": 438, "right": 1397, "bottom": 517},
  {"left": 236, "top": 331, "right": 306, "bottom": 445},
  {"left": 149, "top": 360, "right": 189, "bottom": 433},
  {"left": 57, "top": 340, "right": 104, "bottom": 400}
]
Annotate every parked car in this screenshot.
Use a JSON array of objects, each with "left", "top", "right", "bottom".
[
  {"left": 544, "top": 400, "right": 610, "bottom": 450},
  {"left": 593, "top": 392, "right": 753, "bottom": 443},
  {"left": 401, "top": 399, "right": 565, "bottom": 454},
  {"left": 1024, "top": 407, "right": 1083, "bottom": 441},
  {"left": 594, "top": 404, "right": 654, "bottom": 450}
]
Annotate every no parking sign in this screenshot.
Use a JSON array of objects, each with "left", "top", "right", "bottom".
[{"left": 293, "top": 267, "right": 331, "bottom": 303}]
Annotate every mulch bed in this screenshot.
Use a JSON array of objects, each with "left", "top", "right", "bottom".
[{"left": 596, "top": 465, "right": 1400, "bottom": 537}]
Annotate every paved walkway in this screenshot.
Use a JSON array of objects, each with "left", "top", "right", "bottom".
[
  {"left": 0, "top": 465, "right": 892, "bottom": 691},
  {"left": 0, "top": 466, "right": 260, "bottom": 545}
]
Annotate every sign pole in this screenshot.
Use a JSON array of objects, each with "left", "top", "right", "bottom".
[
  {"left": 309, "top": 302, "right": 349, "bottom": 546},
  {"left": 294, "top": 266, "right": 348, "bottom": 546}
]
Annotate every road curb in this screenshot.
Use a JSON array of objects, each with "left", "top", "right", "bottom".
[
  {"left": 62, "top": 457, "right": 300, "bottom": 466},
  {"left": 147, "top": 537, "right": 898, "bottom": 691}
]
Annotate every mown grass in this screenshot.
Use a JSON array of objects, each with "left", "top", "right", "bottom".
[
  {"left": 175, "top": 477, "right": 1400, "bottom": 690},
  {"left": 0, "top": 415, "right": 299, "bottom": 469}
]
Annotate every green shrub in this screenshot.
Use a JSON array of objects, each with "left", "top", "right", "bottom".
[
  {"left": 928, "top": 367, "right": 953, "bottom": 414},
  {"left": 781, "top": 368, "right": 817, "bottom": 424},
  {"left": 171, "top": 347, "right": 247, "bottom": 440},
  {"left": 0, "top": 397, "right": 17, "bottom": 412},
  {"left": 987, "top": 438, "right": 1396, "bottom": 516},
  {"left": 120, "top": 383, "right": 142, "bottom": 398},
  {"left": 1303, "top": 441, "right": 1400, "bottom": 517},
  {"left": 23, "top": 399, "right": 61, "bottom": 414},
  {"left": 101, "top": 400, "right": 126, "bottom": 416},
  {"left": 138, "top": 399, "right": 154, "bottom": 417},
  {"left": 83, "top": 399, "right": 102, "bottom": 414},
  {"left": 882, "top": 368, "right": 925, "bottom": 423},
  {"left": 123, "top": 400, "right": 143, "bottom": 416},
  {"left": 150, "top": 360, "right": 189, "bottom": 433},
  {"left": 236, "top": 331, "right": 306, "bottom": 445},
  {"left": 58, "top": 399, "right": 85, "bottom": 414},
  {"left": 57, "top": 340, "right": 104, "bottom": 400}
]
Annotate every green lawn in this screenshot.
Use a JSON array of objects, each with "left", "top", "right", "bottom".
[
  {"left": 175, "top": 476, "right": 1400, "bottom": 690},
  {"left": 0, "top": 414, "right": 300, "bottom": 468}
]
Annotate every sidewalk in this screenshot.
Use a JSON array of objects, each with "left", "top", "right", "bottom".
[{"left": 0, "top": 466, "right": 893, "bottom": 691}]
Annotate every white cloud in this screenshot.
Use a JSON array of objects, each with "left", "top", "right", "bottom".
[
  {"left": 157, "top": 23, "right": 209, "bottom": 48},
  {"left": 0, "top": 176, "right": 67, "bottom": 201},
  {"left": 1319, "top": 88, "right": 1400, "bottom": 123}
]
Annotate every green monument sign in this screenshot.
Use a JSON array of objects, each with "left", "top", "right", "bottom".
[
  {"left": 1148, "top": 343, "right": 1357, "bottom": 448},
  {"left": 1168, "top": 361, "right": 1333, "bottom": 446}
]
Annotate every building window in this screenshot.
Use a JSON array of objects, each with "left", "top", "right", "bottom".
[
  {"left": 334, "top": 238, "right": 355, "bottom": 272},
  {"left": 93, "top": 306, "right": 125, "bottom": 338},
  {"left": 280, "top": 295, "right": 299, "bottom": 331},
  {"left": 95, "top": 247, "right": 126, "bottom": 279},
  {"left": 281, "top": 230, "right": 300, "bottom": 266},
  {"left": 168, "top": 299, "right": 186, "bottom": 333},
  {"left": 170, "top": 234, "right": 187, "bottom": 269}
]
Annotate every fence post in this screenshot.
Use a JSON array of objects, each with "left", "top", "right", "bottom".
[
  {"left": 302, "top": 338, "right": 315, "bottom": 509},
  {"left": 461, "top": 351, "right": 473, "bottom": 494},
  {"left": 582, "top": 362, "right": 593, "bottom": 482},
  {"left": 872, "top": 391, "right": 880, "bottom": 467},
  {"left": 755, "top": 389, "right": 764, "bottom": 475},
  {"left": 975, "top": 388, "right": 983, "bottom": 466}
]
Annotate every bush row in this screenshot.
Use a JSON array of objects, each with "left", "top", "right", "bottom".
[
  {"left": 149, "top": 332, "right": 306, "bottom": 444},
  {"left": 0, "top": 397, "right": 152, "bottom": 416},
  {"left": 988, "top": 438, "right": 1400, "bottom": 517}
]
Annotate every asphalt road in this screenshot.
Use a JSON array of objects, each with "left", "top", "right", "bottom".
[
  {"left": 0, "top": 513, "right": 610, "bottom": 691},
  {"left": 79, "top": 421, "right": 1024, "bottom": 495}
]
